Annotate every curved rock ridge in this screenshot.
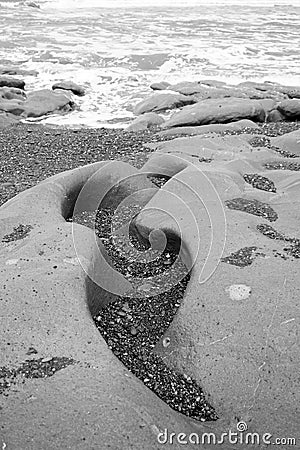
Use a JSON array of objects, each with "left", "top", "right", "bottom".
[{"left": 1, "top": 160, "right": 227, "bottom": 449}]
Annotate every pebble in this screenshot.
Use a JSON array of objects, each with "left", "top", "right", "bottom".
[{"left": 41, "top": 357, "right": 53, "bottom": 363}]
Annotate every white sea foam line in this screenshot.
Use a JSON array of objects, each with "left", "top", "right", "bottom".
[{"left": 41, "top": 0, "right": 300, "bottom": 8}]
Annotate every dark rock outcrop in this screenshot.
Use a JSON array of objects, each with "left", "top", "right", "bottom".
[
  {"left": 126, "top": 112, "right": 164, "bottom": 131},
  {"left": 22, "top": 89, "right": 75, "bottom": 118},
  {"left": 163, "top": 98, "right": 266, "bottom": 128},
  {"left": 0, "top": 76, "right": 25, "bottom": 90},
  {"left": 277, "top": 99, "right": 300, "bottom": 120},
  {"left": 150, "top": 81, "right": 171, "bottom": 90},
  {"left": 0, "top": 87, "right": 26, "bottom": 101},
  {"left": 0, "top": 112, "right": 19, "bottom": 128},
  {"left": 52, "top": 81, "right": 85, "bottom": 97}
]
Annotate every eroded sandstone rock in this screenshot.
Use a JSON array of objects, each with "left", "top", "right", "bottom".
[
  {"left": 134, "top": 92, "right": 196, "bottom": 115},
  {"left": 126, "top": 112, "right": 164, "bottom": 131},
  {"left": 163, "top": 98, "right": 266, "bottom": 128}
]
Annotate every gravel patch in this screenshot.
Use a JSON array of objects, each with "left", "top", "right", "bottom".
[
  {"left": 71, "top": 202, "right": 217, "bottom": 421},
  {"left": 264, "top": 161, "right": 300, "bottom": 171},
  {"left": 225, "top": 198, "right": 278, "bottom": 222},
  {"left": 221, "top": 246, "right": 264, "bottom": 267},
  {"left": 257, "top": 223, "right": 300, "bottom": 259},
  {"left": 2, "top": 224, "right": 33, "bottom": 242},
  {"left": 0, "top": 357, "right": 76, "bottom": 395}
]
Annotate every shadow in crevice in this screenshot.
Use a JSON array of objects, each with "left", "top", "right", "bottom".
[{"left": 82, "top": 196, "right": 218, "bottom": 423}]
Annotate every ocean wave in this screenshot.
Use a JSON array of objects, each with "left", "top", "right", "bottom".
[{"left": 41, "top": 0, "right": 300, "bottom": 9}]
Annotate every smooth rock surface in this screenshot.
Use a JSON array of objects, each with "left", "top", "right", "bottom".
[
  {"left": 0, "top": 86, "right": 26, "bottom": 101},
  {"left": 23, "top": 89, "right": 75, "bottom": 118},
  {"left": 0, "top": 75, "right": 25, "bottom": 89},
  {"left": 126, "top": 112, "right": 164, "bottom": 131},
  {"left": 163, "top": 98, "right": 266, "bottom": 128},
  {"left": 0, "top": 112, "right": 19, "bottom": 127},
  {"left": 134, "top": 139, "right": 300, "bottom": 444},
  {"left": 277, "top": 99, "right": 300, "bottom": 120},
  {"left": 271, "top": 129, "right": 300, "bottom": 156},
  {"left": 134, "top": 92, "right": 196, "bottom": 115},
  {"left": 52, "top": 80, "right": 86, "bottom": 96},
  {"left": 158, "top": 119, "right": 259, "bottom": 137}
]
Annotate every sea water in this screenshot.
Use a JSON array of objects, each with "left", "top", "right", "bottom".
[{"left": 1, "top": 0, "right": 300, "bottom": 127}]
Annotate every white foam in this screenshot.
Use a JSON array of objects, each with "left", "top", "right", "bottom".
[{"left": 42, "top": 0, "right": 300, "bottom": 8}]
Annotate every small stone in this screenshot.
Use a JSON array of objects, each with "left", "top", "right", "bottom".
[
  {"left": 26, "top": 347, "right": 38, "bottom": 355},
  {"left": 163, "top": 337, "right": 171, "bottom": 347},
  {"left": 6, "top": 259, "right": 19, "bottom": 265},
  {"left": 130, "top": 327, "right": 138, "bottom": 336},
  {"left": 41, "top": 357, "right": 53, "bottom": 363}
]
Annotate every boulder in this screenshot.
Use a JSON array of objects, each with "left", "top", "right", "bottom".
[
  {"left": 158, "top": 119, "right": 259, "bottom": 137},
  {"left": 146, "top": 134, "right": 253, "bottom": 156},
  {"left": 0, "top": 99, "right": 26, "bottom": 116},
  {"left": 277, "top": 99, "right": 300, "bottom": 119},
  {"left": 167, "top": 81, "right": 282, "bottom": 101},
  {"left": 150, "top": 81, "right": 171, "bottom": 90},
  {"left": 270, "top": 129, "right": 300, "bottom": 156},
  {"left": 266, "top": 109, "right": 285, "bottom": 122},
  {"left": 163, "top": 98, "right": 266, "bottom": 128},
  {"left": 0, "top": 161, "right": 224, "bottom": 449},
  {"left": 0, "top": 112, "right": 19, "bottom": 127},
  {"left": 167, "top": 81, "right": 244, "bottom": 98},
  {"left": 133, "top": 92, "right": 196, "bottom": 115},
  {"left": 22, "top": 89, "right": 75, "bottom": 118},
  {"left": 126, "top": 112, "right": 164, "bottom": 132},
  {"left": 0, "top": 86, "right": 26, "bottom": 101},
  {"left": 52, "top": 80, "right": 85, "bottom": 97},
  {"left": 0, "top": 76, "right": 25, "bottom": 90}
]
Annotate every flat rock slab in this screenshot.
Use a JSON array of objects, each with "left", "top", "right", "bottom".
[
  {"left": 0, "top": 112, "right": 19, "bottom": 127},
  {"left": 162, "top": 98, "right": 266, "bottom": 128},
  {"left": 145, "top": 134, "right": 254, "bottom": 159},
  {"left": 158, "top": 119, "right": 259, "bottom": 137},
  {"left": 134, "top": 92, "right": 196, "bottom": 115}
]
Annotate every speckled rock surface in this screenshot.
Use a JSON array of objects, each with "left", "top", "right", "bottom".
[
  {"left": 134, "top": 92, "right": 196, "bottom": 115},
  {"left": 2, "top": 121, "right": 300, "bottom": 449},
  {"left": 162, "top": 98, "right": 267, "bottom": 128},
  {"left": 135, "top": 134, "right": 300, "bottom": 444},
  {"left": 1, "top": 160, "right": 229, "bottom": 450},
  {"left": 52, "top": 80, "right": 86, "bottom": 97}
]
